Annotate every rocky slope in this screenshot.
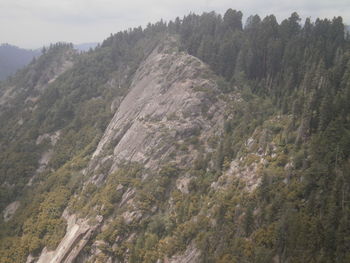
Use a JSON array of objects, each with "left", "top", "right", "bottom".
[
  {"left": 89, "top": 37, "right": 223, "bottom": 177},
  {"left": 1, "top": 10, "right": 350, "bottom": 263},
  {"left": 0, "top": 44, "right": 74, "bottom": 110},
  {"left": 31, "top": 36, "right": 225, "bottom": 263}
]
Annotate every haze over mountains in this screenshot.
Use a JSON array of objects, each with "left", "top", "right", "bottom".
[
  {"left": 0, "top": 44, "right": 40, "bottom": 81},
  {"left": 0, "top": 43, "right": 98, "bottom": 81},
  {"left": 74, "top": 42, "right": 99, "bottom": 52}
]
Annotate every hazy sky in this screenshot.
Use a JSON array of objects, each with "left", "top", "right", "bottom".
[{"left": 1, "top": 0, "right": 349, "bottom": 49}]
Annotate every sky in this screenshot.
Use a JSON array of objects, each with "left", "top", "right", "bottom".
[{"left": 1, "top": 0, "right": 349, "bottom": 49}]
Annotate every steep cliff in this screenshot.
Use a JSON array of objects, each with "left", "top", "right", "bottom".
[
  {"left": 31, "top": 36, "right": 225, "bottom": 263},
  {"left": 89, "top": 37, "right": 223, "bottom": 176}
]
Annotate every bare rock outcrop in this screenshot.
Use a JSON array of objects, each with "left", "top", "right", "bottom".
[
  {"left": 167, "top": 242, "right": 201, "bottom": 263},
  {"left": 89, "top": 37, "right": 223, "bottom": 176},
  {"left": 37, "top": 214, "right": 102, "bottom": 263},
  {"left": 36, "top": 37, "right": 224, "bottom": 262},
  {"left": 2, "top": 201, "right": 20, "bottom": 222}
]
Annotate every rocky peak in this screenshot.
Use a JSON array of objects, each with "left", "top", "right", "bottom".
[
  {"left": 88, "top": 36, "right": 223, "bottom": 178},
  {"left": 31, "top": 36, "right": 225, "bottom": 263}
]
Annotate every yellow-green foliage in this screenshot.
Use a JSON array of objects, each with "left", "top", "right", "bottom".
[
  {"left": 69, "top": 163, "right": 144, "bottom": 217},
  {"left": 98, "top": 217, "right": 130, "bottom": 244},
  {"left": 244, "top": 153, "right": 261, "bottom": 166},
  {"left": 0, "top": 153, "right": 86, "bottom": 262},
  {"left": 0, "top": 187, "right": 69, "bottom": 261}
]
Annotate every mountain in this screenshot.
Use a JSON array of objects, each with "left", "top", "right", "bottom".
[
  {"left": 0, "top": 44, "right": 41, "bottom": 81},
  {"left": 74, "top": 42, "right": 99, "bottom": 52},
  {"left": 0, "top": 9, "right": 350, "bottom": 263}
]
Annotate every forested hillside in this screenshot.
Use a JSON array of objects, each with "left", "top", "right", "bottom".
[
  {"left": 0, "top": 44, "right": 40, "bottom": 80},
  {"left": 0, "top": 9, "right": 350, "bottom": 263}
]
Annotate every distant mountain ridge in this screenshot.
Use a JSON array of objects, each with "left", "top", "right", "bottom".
[
  {"left": 0, "top": 44, "right": 41, "bottom": 81},
  {"left": 0, "top": 42, "right": 98, "bottom": 81},
  {"left": 74, "top": 42, "right": 99, "bottom": 52}
]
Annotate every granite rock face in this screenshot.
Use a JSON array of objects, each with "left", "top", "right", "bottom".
[
  {"left": 37, "top": 213, "right": 101, "bottom": 263},
  {"left": 2, "top": 201, "right": 20, "bottom": 222},
  {"left": 89, "top": 37, "right": 223, "bottom": 176},
  {"left": 35, "top": 37, "right": 224, "bottom": 263}
]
